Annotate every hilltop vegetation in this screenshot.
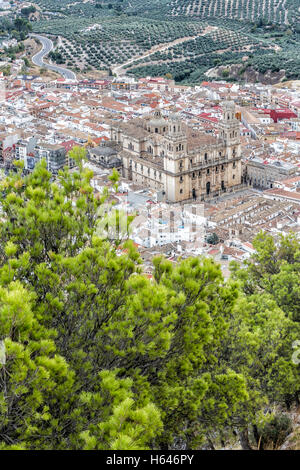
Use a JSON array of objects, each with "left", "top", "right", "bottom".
[
  {"left": 0, "top": 150, "right": 299, "bottom": 450},
  {"left": 33, "top": 16, "right": 209, "bottom": 72},
  {"left": 168, "top": 0, "right": 298, "bottom": 25},
  {"left": 29, "top": 0, "right": 300, "bottom": 82}
]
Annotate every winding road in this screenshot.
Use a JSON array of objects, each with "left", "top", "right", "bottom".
[{"left": 30, "top": 34, "right": 77, "bottom": 80}]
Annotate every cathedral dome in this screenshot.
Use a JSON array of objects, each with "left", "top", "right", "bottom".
[{"left": 149, "top": 117, "right": 166, "bottom": 127}]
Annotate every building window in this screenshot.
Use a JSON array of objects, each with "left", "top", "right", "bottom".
[
  {"left": 207, "top": 169, "right": 210, "bottom": 175},
  {"left": 205, "top": 153, "right": 208, "bottom": 161},
  {"left": 180, "top": 176, "right": 183, "bottom": 183},
  {"left": 233, "top": 174, "right": 235, "bottom": 179},
  {"left": 221, "top": 165, "right": 224, "bottom": 171},
  {"left": 180, "top": 189, "right": 183, "bottom": 194},
  {"left": 179, "top": 160, "right": 183, "bottom": 168},
  {"left": 233, "top": 162, "right": 236, "bottom": 169},
  {"left": 190, "top": 159, "right": 193, "bottom": 164},
  {"left": 216, "top": 166, "right": 218, "bottom": 172},
  {"left": 192, "top": 172, "right": 195, "bottom": 178}
]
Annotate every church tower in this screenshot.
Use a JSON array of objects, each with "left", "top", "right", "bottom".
[
  {"left": 163, "top": 113, "right": 188, "bottom": 202},
  {"left": 219, "top": 101, "right": 240, "bottom": 147},
  {"left": 164, "top": 113, "right": 187, "bottom": 165},
  {"left": 219, "top": 101, "right": 242, "bottom": 189}
]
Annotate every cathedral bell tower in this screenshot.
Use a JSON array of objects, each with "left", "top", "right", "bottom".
[
  {"left": 163, "top": 113, "right": 187, "bottom": 168},
  {"left": 163, "top": 113, "right": 188, "bottom": 202},
  {"left": 219, "top": 101, "right": 240, "bottom": 147}
]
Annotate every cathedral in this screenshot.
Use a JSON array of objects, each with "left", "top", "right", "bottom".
[{"left": 109, "top": 101, "right": 242, "bottom": 203}]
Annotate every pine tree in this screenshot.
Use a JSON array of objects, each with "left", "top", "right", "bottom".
[
  {"left": 1, "top": 155, "right": 298, "bottom": 450},
  {"left": 0, "top": 281, "right": 74, "bottom": 449}
]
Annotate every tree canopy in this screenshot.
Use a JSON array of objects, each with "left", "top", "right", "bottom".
[{"left": 0, "top": 150, "right": 299, "bottom": 450}]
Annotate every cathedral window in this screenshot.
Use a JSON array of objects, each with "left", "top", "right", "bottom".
[
  {"left": 207, "top": 169, "right": 210, "bottom": 175},
  {"left": 204, "top": 153, "right": 207, "bottom": 161},
  {"left": 180, "top": 176, "right": 183, "bottom": 183}
]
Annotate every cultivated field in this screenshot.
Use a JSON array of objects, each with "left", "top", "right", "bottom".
[{"left": 30, "top": 0, "right": 300, "bottom": 83}]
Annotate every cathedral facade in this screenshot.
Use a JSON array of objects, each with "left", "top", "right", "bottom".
[{"left": 110, "top": 101, "right": 242, "bottom": 203}]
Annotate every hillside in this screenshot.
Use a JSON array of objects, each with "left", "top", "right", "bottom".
[{"left": 29, "top": 0, "right": 300, "bottom": 84}]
